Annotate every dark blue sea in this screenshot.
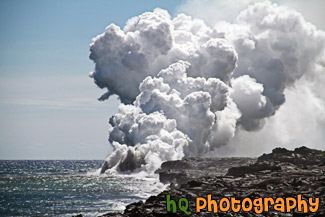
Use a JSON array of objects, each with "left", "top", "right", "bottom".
[{"left": 0, "top": 160, "right": 165, "bottom": 216}]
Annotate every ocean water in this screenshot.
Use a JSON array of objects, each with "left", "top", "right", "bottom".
[{"left": 0, "top": 160, "right": 166, "bottom": 217}]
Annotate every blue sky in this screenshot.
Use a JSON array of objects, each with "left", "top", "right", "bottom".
[{"left": 0, "top": 0, "right": 182, "bottom": 159}]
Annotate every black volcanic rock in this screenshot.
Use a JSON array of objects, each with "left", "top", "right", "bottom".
[
  {"left": 226, "top": 162, "right": 281, "bottom": 177},
  {"left": 257, "top": 146, "right": 324, "bottom": 166},
  {"left": 156, "top": 157, "right": 256, "bottom": 185},
  {"left": 100, "top": 146, "right": 325, "bottom": 217}
]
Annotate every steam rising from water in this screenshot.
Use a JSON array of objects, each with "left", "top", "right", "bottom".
[{"left": 89, "top": 1, "right": 325, "bottom": 173}]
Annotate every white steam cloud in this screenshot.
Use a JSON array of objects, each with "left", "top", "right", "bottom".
[{"left": 89, "top": 1, "right": 325, "bottom": 173}]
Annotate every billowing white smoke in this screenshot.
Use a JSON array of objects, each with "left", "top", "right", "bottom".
[{"left": 89, "top": 1, "right": 325, "bottom": 173}]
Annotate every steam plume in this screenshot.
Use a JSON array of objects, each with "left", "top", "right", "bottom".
[{"left": 90, "top": 1, "right": 325, "bottom": 173}]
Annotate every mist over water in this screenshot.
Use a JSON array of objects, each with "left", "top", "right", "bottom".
[{"left": 89, "top": 1, "right": 325, "bottom": 173}]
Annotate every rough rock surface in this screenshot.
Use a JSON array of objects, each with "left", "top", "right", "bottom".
[
  {"left": 156, "top": 157, "right": 256, "bottom": 185},
  {"left": 99, "top": 146, "right": 324, "bottom": 217}
]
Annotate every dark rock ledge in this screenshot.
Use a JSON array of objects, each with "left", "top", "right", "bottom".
[
  {"left": 78, "top": 146, "right": 325, "bottom": 217},
  {"left": 156, "top": 157, "right": 256, "bottom": 185}
]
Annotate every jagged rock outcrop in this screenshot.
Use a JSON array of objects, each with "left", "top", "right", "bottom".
[{"left": 99, "top": 146, "right": 325, "bottom": 217}]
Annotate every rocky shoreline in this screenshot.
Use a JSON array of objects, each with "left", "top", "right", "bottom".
[
  {"left": 156, "top": 157, "right": 256, "bottom": 185},
  {"left": 77, "top": 146, "right": 325, "bottom": 216}
]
